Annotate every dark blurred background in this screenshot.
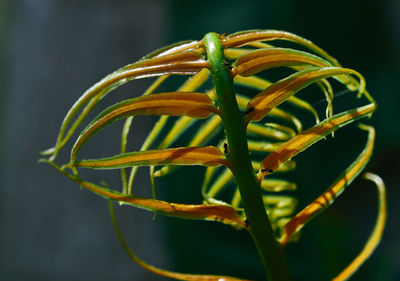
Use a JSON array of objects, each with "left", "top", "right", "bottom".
[{"left": 0, "top": 0, "right": 399, "bottom": 280}]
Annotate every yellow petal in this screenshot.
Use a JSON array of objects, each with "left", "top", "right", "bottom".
[
  {"left": 158, "top": 117, "right": 196, "bottom": 149},
  {"left": 247, "top": 140, "right": 283, "bottom": 153},
  {"left": 261, "top": 179, "right": 297, "bottom": 192},
  {"left": 252, "top": 160, "right": 296, "bottom": 173},
  {"left": 247, "top": 122, "right": 292, "bottom": 141},
  {"left": 332, "top": 173, "right": 386, "bottom": 281},
  {"left": 206, "top": 168, "right": 234, "bottom": 200},
  {"left": 178, "top": 68, "right": 210, "bottom": 92}
]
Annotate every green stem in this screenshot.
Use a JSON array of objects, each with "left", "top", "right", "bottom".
[{"left": 204, "top": 32, "right": 292, "bottom": 281}]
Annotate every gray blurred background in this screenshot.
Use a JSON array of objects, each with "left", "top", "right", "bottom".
[{"left": 1, "top": 0, "right": 399, "bottom": 280}]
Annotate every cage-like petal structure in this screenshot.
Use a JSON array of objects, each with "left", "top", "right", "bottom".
[{"left": 42, "top": 30, "right": 385, "bottom": 281}]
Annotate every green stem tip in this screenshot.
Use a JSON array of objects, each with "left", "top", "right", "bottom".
[{"left": 204, "top": 32, "right": 292, "bottom": 281}]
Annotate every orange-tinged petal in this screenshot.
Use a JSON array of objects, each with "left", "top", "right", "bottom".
[
  {"left": 109, "top": 202, "right": 250, "bottom": 281},
  {"left": 233, "top": 48, "right": 331, "bottom": 77},
  {"left": 234, "top": 91, "right": 303, "bottom": 133},
  {"left": 259, "top": 103, "right": 376, "bottom": 180},
  {"left": 46, "top": 53, "right": 208, "bottom": 161},
  {"left": 145, "top": 40, "right": 203, "bottom": 59},
  {"left": 71, "top": 92, "right": 219, "bottom": 161},
  {"left": 136, "top": 51, "right": 204, "bottom": 68},
  {"left": 234, "top": 75, "right": 318, "bottom": 125},
  {"left": 222, "top": 30, "right": 340, "bottom": 66},
  {"left": 70, "top": 146, "right": 229, "bottom": 169},
  {"left": 279, "top": 125, "right": 376, "bottom": 245},
  {"left": 245, "top": 67, "right": 365, "bottom": 122},
  {"left": 44, "top": 160, "right": 244, "bottom": 228},
  {"left": 125, "top": 70, "right": 212, "bottom": 192}
]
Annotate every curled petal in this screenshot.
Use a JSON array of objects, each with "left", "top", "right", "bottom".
[
  {"left": 247, "top": 122, "right": 292, "bottom": 141},
  {"left": 263, "top": 195, "right": 298, "bottom": 221},
  {"left": 235, "top": 91, "right": 303, "bottom": 132},
  {"left": 45, "top": 54, "right": 208, "bottom": 161},
  {"left": 71, "top": 92, "right": 219, "bottom": 161},
  {"left": 279, "top": 124, "right": 376, "bottom": 245},
  {"left": 261, "top": 179, "right": 297, "bottom": 192},
  {"left": 234, "top": 75, "right": 318, "bottom": 126},
  {"left": 222, "top": 30, "right": 340, "bottom": 66},
  {"left": 119, "top": 75, "right": 170, "bottom": 193},
  {"left": 109, "top": 202, "right": 250, "bottom": 281},
  {"left": 154, "top": 115, "right": 223, "bottom": 177},
  {"left": 252, "top": 160, "right": 296, "bottom": 173},
  {"left": 332, "top": 173, "right": 386, "bottom": 281},
  {"left": 70, "top": 146, "right": 229, "bottom": 169},
  {"left": 247, "top": 140, "right": 283, "bottom": 153},
  {"left": 264, "top": 123, "right": 296, "bottom": 138},
  {"left": 233, "top": 48, "right": 331, "bottom": 77},
  {"left": 142, "top": 40, "right": 203, "bottom": 59},
  {"left": 245, "top": 67, "right": 366, "bottom": 123},
  {"left": 259, "top": 104, "right": 376, "bottom": 180},
  {"left": 125, "top": 51, "right": 205, "bottom": 71},
  {"left": 156, "top": 69, "right": 212, "bottom": 149},
  {"left": 126, "top": 69, "right": 211, "bottom": 192},
  {"left": 45, "top": 161, "right": 244, "bottom": 228}
]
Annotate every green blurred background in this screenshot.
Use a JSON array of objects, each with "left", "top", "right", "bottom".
[{"left": 0, "top": 0, "right": 399, "bottom": 280}]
